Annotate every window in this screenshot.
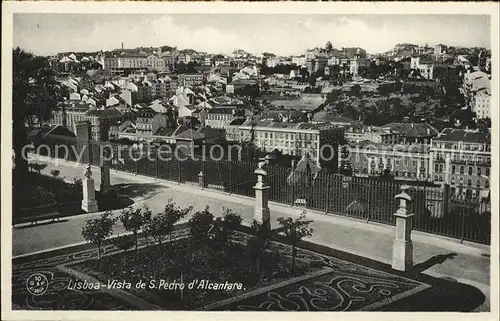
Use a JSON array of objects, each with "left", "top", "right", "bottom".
[
  {"left": 460, "top": 166, "right": 464, "bottom": 174},
  {"left": 412, "top": 160, "right": 417, "bottom": 167},
  {"left": 452, "top": 165, "right": 456, "bottom": 174},
  {"left": 468, "top": 167, "right": 473, "bottom": 175},
  {"left": 439, "top": 164, "right": 444, "bottom": 173},
  {"left": 477, "top": 167, "right": 481, "bottom": 176},
  {"left": 435, "top": 163, "right": 439, "bottom": 172},
  {"left": 404, "top": 159, "right": 408, "bottom": 166},
  {"left": 467, "top": 179, "right": 472, "bottom": 187},
  {"left": 486, "top": 168, "right": 490, "bottom": 176},
  {"left": 485, "top": 180, "right": 489, "bottom": 188},
  {"left": 476, "top": 179, "right": 481, "bottom": 188}
]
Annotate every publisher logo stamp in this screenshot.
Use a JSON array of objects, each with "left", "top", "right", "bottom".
[{"left": 26, "top": 273, "right": 49, "bottom": 296}]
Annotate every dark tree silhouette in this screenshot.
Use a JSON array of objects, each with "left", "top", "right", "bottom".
[{"left": 13, "top": 47, "right": 60, "bottom": 182}]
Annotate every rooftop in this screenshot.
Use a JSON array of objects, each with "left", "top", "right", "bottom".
[
  {"left": 175, "top": 128, "right": 205, "bottom": 140},
  {"left": 382, "top": 122, "right": 439, "bottom": 138},
  {"left": 434, "top": 128, "right": 491, "bottom": 144},
  {"left": 208, "top": 107, "right": 235, "bottom": 115}
]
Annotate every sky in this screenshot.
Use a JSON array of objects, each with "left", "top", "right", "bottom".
[{"left": 13, "top": 14, "right": 491, "bottom": 56}]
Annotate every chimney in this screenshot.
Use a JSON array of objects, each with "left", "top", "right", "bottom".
[{"left": 121, "top": 42, "right": 124, "bottom": 50}]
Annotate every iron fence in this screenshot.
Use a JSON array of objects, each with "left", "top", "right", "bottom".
[{"left": 30, "top": 135, "right": 491, "bottom": 245}]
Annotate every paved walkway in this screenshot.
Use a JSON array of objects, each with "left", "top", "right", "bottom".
[{"left": 14, "top": 156, "right": 492, "bottom": 311}]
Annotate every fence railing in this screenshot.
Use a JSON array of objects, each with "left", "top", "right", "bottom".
[{"left": 29, "top": 135, "right": 491, "bottom": 245}]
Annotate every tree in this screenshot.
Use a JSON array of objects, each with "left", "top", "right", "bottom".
[
  {"left": 277, "top": 211, "right": 314, "bottom": 273},
  {"left": 188, "top": 206, "right": 215, "bottom": 245},
  {"left": 326, "top": 90, "right": 341, "bottom": 103},
  {"left": 350, "top": 84, "right": 362, "bottom": 98},
  {"left": 246, "top": 219, "right": 272, "bottom": 274},
  {"left": 81, "top": 212, "right": 117, "bottom": 260},
  {"left": 377, "top": 83, "right": 395, "bottom": 98},
  {"left": 326, "top": 41, "right": 333, "bottom": 52},
  {"left": 220, "top": 207, "right": 243, "bottom": 243},
  {"left": 13, "top": 48, "right": 61, "bottom": 181},
  {"left": 162, "top": 199, "right": 193, "bottom": 242},
  {"left": 144, "top": 214, "right": 170, "bottom": 246},
  {"left": 119, "top": 205, "right": 152, "bottom": 253}
]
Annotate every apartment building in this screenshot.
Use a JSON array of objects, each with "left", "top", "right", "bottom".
[
  {"left": 227, "top": 120, "right": 345, "bottom": 169},
  {"left": 429, "top": 128, "right": 491, "bottom": 199},
  {"left": 345, "top": 141, "right": 430, "bottom": 181}
]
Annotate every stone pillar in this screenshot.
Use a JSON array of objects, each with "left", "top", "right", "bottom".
[
  {"left": 75, "top": 121, "right": 92, "bottom": 164},
  {"left": 82, "top": 164, "right": 98, "bottom": 213},
  {"left": 198, "top": 171, "right": 207, "bottom": 189},
  {"left": 444, "top": 156, "right": 451, "bottom": 185},
  {"left": 440, "top": 184, "right": 450, "bottom": 218},
  {"left": 428, "top": 150, "right": 434, "bottom": 178},
  {"left": 392, "top": 185, "right": 414, "bottom": 271},
  {"left": 254, "top": 164, "right": 271, "bottom": 230},
  {"left": 100, "top": 159, "right": 111, "bottom": 195}
]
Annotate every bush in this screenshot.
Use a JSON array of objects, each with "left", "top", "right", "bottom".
[
  {"left": 28, "top": 163, "right": 47, "bottom": 174},
  {"left": 188, "top": 206, "right": 214, "bottom": 245},
  {"left": 15, "top": 186, "right": 56, "bottom": 208},
  {"left": 111, "top": 234, "right": 135, "bottom": 253},
  {"left": 50, "top": 169, "right": 61, "bottom": 177}
]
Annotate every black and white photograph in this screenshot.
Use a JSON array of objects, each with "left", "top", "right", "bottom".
[{"left": 1, "top": 2, "right": 499, "bottom": 319}]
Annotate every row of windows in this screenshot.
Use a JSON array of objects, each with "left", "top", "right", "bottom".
[
  {"left": 255, "top": 139, "right": 315, "bottom": 149},
  {"left": 366, "top": 157, "right": 426, "bottom": 168},
  {"left": 207, "top": 115, "right": 232, "bottom": 120},
  {"left": 356, "top": 167, "right": 426, "bottom": 179},
  {"left": 447, "top": 165, "right": 491, "bottom": 176},
  {"left": 255, "top": 132, "right": 319, "bottom": 141},
  {"left": 435, "top": 153, "right": 491, "bottom": 162},
  {"left": 434, "top": 144, "right": 490, "bottom": 152},
  {"left": 446, "top": 177, "right": 490, "bottom": 188}
]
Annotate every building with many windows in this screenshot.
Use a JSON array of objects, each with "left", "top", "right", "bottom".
[
  {"left": 345, "top": 141, "right": 430, "bottom": 181},
  {"left": 429, "top": 128, "right": 491, "bottom": 199},
  {"left": 227, "top": 120, "right": 345, "bottom": 170},
  {"left": 473, "top": 89, "right": 491, "bottom": 119},
  {"left": 344, "top": 124, "right": 402, "bottom": 144},
  {"left": 49, "top": 101, "right": 90, "bottom": 131}
]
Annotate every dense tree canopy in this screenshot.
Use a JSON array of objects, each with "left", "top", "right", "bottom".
[{"left": 13, "top": 47, "right": 60, "bottom": 179}]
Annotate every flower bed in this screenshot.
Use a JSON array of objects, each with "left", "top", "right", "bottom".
[{"left": 70, "top": 234, "right": 324, "bottom": 310}]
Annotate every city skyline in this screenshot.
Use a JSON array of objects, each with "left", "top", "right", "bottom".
[{"left": 14, "top": 14, "right": 491, "bottom": 57}]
